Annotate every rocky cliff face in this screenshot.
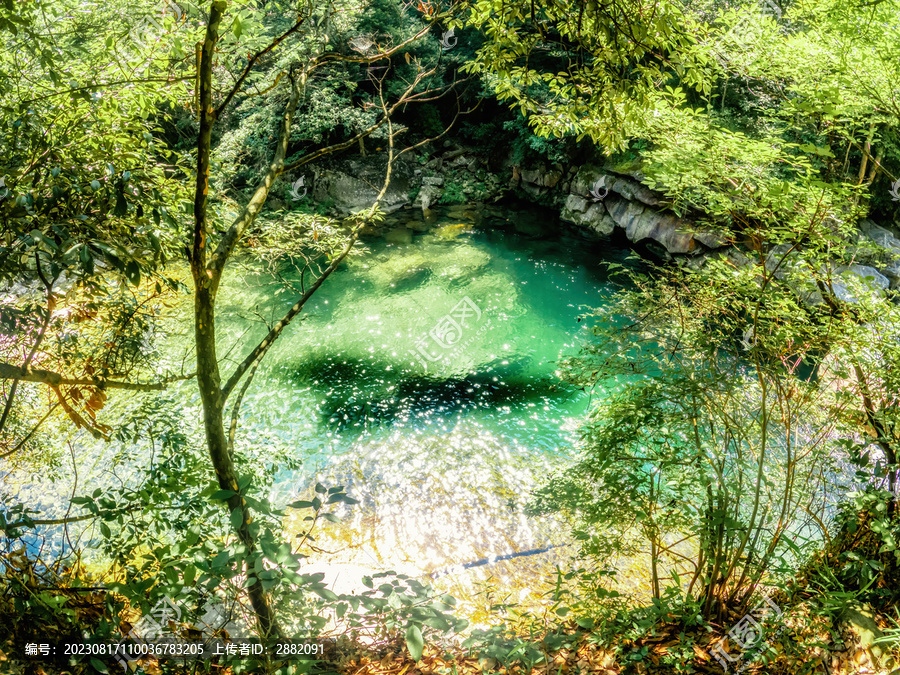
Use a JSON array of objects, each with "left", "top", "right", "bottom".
[
  {"left": 310, "top": 146, "right": 728, "bottom": 257},
  {"left": 515, "top": 159, "right": 731, "bottom": 256},
  {"left": 309, "top": 154, "right": 419, "bottom": 215},
  {"left": 306, "top": 144, "right": 900, "bottom": 292}
]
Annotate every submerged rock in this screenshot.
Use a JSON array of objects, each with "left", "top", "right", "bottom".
[
  {"left": 433, "top": 222, "right": 472, "bottom": 240},
  {"left": 390, "top": 266, "right": 432, "bottom": 293},
  {"left": 385, "top": 227, "right": 414, "bottom": 245},
  {"left": 349, "top": 240, "right": 492, "bottom": 291}
]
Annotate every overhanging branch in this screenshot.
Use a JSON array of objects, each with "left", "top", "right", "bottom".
[
  {"left": 282, "top": 68, "right": 441, "bottom": 174},
  {"left": 215, "top": 18, "right": 306, "bottom": 119},
  {"left": 207, "top": 69, "right": 303, "bottom": 278},
  {"left": 0, "top": 362, "right": 194, "bottom": 391},
  {"left": 221, "top": 229, "right": 360, "bottom": 400}
]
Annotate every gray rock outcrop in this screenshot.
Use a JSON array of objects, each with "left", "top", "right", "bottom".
[
  {"left": 516, "top": 161, "right": 728, "bottom": 255},
  {"left": 312, "top": 154, "right": 417, "bottom": 215},
  {"left": 306, "top": 145, "right": 900, "bottom": 277}
]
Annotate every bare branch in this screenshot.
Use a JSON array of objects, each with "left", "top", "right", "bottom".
[
  {"left": 282, "top": 66, "right": 439, "bottom": 174},
  {"left": 215, "top": 19, "right": 306, "bottom": 119},
  {"left": 226, "top": 355, "right": 263, "bottom": 457},
  {"left": 315, "top": 21, "right": 436, "bottom": 68},
  {"left": 3, "top": 504, "right": 140, "bottom": 531},
  {"left": 221, "top": 229, "right": 361, "bottom": 400},
  {"left": 0, "top": 401, "right": 62, "bottom": 460}
]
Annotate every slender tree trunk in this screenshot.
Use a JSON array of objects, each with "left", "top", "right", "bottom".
[
  {"left": 856, "top": 124, "right": 875, "bottom": 197},
  {"left": 191, "top": 0, "right": 280, "bottom": 637},
  {"left": 866, "top": 147, "right": 883, "bottom": 184}
]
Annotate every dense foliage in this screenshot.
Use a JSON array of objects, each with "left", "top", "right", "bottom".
[{"left": 2, "top": 0, "right": 900, "bottom": 673}]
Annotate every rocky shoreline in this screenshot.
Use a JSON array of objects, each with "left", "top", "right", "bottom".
[{"left": 291, "top": 143, "right": 900, "bottom": 296}]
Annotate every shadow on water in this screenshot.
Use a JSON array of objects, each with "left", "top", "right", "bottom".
[{"left": 286, "top": 354, "right": 572, "bottom": 432}]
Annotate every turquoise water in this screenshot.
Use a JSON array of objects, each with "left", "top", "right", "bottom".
[
  {"left": 202, "top": 207, "right": 636, "bottom": 578},
  {"left": 10, "top": 206, "right": 638, "bottom": 588},
  {"left": 228, "top": 224, "right": 616, "bottom": 459}
]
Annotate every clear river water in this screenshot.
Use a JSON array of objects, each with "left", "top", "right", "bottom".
[{"left": 11, "top": 203, "right": 641, "bottom": 621}]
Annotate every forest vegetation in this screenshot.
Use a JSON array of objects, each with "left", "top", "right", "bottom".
[{"left": 1, "top": 0, "right": 900, "bottom": 673}]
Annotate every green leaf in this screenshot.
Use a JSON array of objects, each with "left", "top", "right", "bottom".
[
  {"left": 114, "top": 190, "right": 128, "bottom": 217},
  {"left": 314, "top": 587, "right": 339, "bottom": 601},
  {"left": 125, "top": 260, "right": 140, "bottom": 285},
  {"left": 230, "top": 507, "right": 244, "bottom": 530},
  {"left": 211, "top": 489, "right": 236, "bottom": 501},
  {"left": 405, "top": 625, "right": 424, "bottom": 661},
  {"left": 90, "top": 657, "right": 109, "bottom": 673}
]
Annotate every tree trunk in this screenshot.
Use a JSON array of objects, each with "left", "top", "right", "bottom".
[
  {"left": 857, "top": 124, "right": 875, "bottom": 185},
  {"left": 195, "top": 286, "right": 281, "bottom": 635},
  {"left": 191, "top": 0, "right": 280, "bottom": 637}
]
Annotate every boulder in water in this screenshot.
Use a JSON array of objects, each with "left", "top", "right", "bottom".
[
  {"left": 385, "top": 227, "right": 414, "bottom": 245},
  {"left": 433, "top": 223, "right": 471, "bottom": 240}
]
